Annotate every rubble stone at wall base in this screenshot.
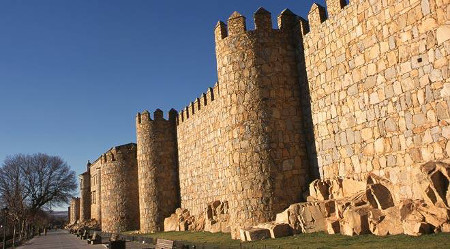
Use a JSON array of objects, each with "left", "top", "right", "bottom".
[
  {"left": 164, "top": 201, "right": 230, "bottom": 233},
  {"left": 244, "top": 161, "right": 450, "bottom": 241}
]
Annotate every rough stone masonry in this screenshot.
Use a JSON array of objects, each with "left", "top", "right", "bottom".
[{"left": 69, "top": 0, "right": 449, "bottom": 240}]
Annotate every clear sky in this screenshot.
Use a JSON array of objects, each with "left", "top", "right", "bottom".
[{"left": 0, "top": 0, "right": 327, "bottom": 199}]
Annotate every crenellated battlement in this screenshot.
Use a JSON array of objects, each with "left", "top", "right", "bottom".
[
  {"left": 136, "top": 109, "right": 178, "bottom": 124},
  {"left": 101, "top": 143, "right": 137, "bottom": 163},
  {"left": 214, "top": 8, "right": 300, "bottom": 42},
  {"left": 214, "top": 1, "right": 350, "bottom": 41},
  {"left": 177, "top": 82, "right": 219, "bottom": 125},
  {"left": 299, "top": 0, "right": 350, "bottom": 36}
]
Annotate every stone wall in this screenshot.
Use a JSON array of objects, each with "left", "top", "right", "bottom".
[
  {"left": 136, "top": 110, "right": 179, "bottom": 233},
  {"left": 100, "top": 144, "right": 140, "bottom": 233},
  {"left": 79, "top": 165, "right": 91, "bottom": 222},
  {"left": 73, "top": 0, "right": 450, "bottom": 239},
  {"left": 176, "top": 84, "right": 226, "bottom": 217},
  {"left": 302, "top": 0, "right": 450, "bottom": 200},
  {"left": 70, "top": 197, "right": 80, "bottom": 224}
]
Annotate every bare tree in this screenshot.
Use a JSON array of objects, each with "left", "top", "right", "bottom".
[{"left": 0, "top": 153, "right": 77, "bottom": 238}]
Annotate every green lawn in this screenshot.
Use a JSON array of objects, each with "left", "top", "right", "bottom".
[{"left": 132, "top": 231, "right": 450, "bottom": 249}]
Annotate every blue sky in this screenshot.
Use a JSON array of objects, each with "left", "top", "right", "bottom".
[{"left": 0, "top": 0, "right": 327, "bottom": 201}]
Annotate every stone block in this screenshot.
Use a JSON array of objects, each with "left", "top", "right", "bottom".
[
  {"left": 309, "top": 179, "right": 330, "bottom": 200},
  {"left": 205, "top": 219, "right": 221, "bottom": 233},
  {"left": 340, "top": 206, "right": 371, "bottom": 236},
  {"left": 256, "top": 223, "right": 292, "bottom": 239},
  {"left": 366, "top": 183, "right": 395, "bottom": 210},
  {"left": 341, "top": 179, "right": 366, "bottom": 198},
  {"left": 243, "top": 228, "right": 271, "bottom": 241},
  {"left": 163, "top": 214, "right": 179, "bottom": 232},
  {"left": 275, "top": 209, "right": 289, "bottom": 224},
  {"left": 369, "top": 207, "right": 403, "bottom": 236},
  {"left": 326, "top": 218, "right": 340, "bottom": 234},
  {"left": 239, "top": 228, "right": 249, "bottom": 241},
  {"left": 403, "top": 221, "right": 432, "bottom": 236},
  {"left": 441, "top": 223, "right": 450, "bottom": 233}
]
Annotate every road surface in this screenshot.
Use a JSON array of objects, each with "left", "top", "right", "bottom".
[{"left": 16, "top": 230, "right": 105, "bottom": 249}]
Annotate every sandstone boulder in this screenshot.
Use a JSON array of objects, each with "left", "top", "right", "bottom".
[
  {"left": 268, "top": 162, "right": 450, "bottom": 239},
  {"left": 164, "top": 213, "right": 179, "bottom": 232},
  {"left": 256, "top": 223, "right": 292, "bottom": 238},
  {"left": 325, "top": 217, "right": 340, "bottom": 234},
  {"left": 240, "top": 228, "right": 271, "bottom": 241},
  {"left": 340, "top": 206, "right": 371, "bottom": 236},
  {"left": 204, "top": 200, "right": 230, "bottom": 233},
  {"left": 416, "top": 201, "right": 449, "bottom": 228},
  {"left": 368, "top": 207, "right": 403, "bottom": 236},
  {"left": 441, "top": 223, "right": 450, "bottom": 232},
  {"left": 403, "top": 221, "right": 432, "bottom": 236},
  {"left": 420, "top": 161, "right": 450, "bottom": 209},
  {"left": 164, "top": 201, "right": 231, "bottom": 233},
  {"left": 366, "top": 183, "right": 395, "bottom": 210},
  {"left": 164, "top": 208, "right": 199, "bottom": 232},
  {"left": 309, "top": 178, "right": 366, "bottom": 201},
  {"left": 334, "top": 191, "right": 368, "bottom": 218},
  {"left": 275, "top": 208, "right": 289, "bottom": 224},
  {"left": 341, "top": 179, "right": 367, "bottom": 198},
  {"left": 309, "top": 179, "right": 331, "bottom": 200},
  {"left": 279, "top": 200, "right": 335, "bottom": 233}
]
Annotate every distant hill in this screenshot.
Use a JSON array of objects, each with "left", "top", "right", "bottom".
[{"left": 48, "top": 210, "right": 68, "bottom": 218}]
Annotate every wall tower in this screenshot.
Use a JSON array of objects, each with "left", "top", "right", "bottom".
[
  {"left": 79, "top": 161, "right": 91, "bottom": 221},
  {"left": 69, "top": 197, "right": 80, "bottom": 224},
  {"left": 214, "top": 8, "right": 310, "bottom": 238},
  {"left": 136, "top": 109, "right": 180, "bottom": 233},
  {"left": 100, "top": 144, "right": 140, "bottom": 233}
]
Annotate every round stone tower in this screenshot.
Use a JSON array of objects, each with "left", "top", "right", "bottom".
[
  {"left": 136, "top": 109, "right": 180, "bottom": 233},
  {"left": 214, "top": 8, "right": 310, "bottom": 238},
  {"left": 100, "top": 144, "right": 140, "bottom": 233},
  {"left": 79, "top": 161, "right": 91, "bottom": 222}
]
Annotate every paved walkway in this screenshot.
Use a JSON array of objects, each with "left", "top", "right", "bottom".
[{"left": 17, "top": 230, "right": 106, "bottom": 249}]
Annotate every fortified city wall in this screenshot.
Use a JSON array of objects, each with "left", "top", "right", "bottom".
[
  {"left": 176, "top": 83, "right": 225, "bottom": 217},
  {"left": 302, "top": 0, "right": 450, "bottom": 201},
  {"left": 73, "top": 0, "right": 450, "bottom": 239},
  {"left": 100, "top": 144, "right": 139, "bottom": 233}
]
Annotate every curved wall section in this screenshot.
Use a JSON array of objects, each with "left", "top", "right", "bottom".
[
  {"left": 214, "top": 9, "right": 310, "bottom": 238},
  {"left": 136, "top": 110, "right": 179, "bottom": 233},
  {"left": 100, "top": 144, "right": 140, "bottom": 233},
  {"left": 79, "top": 166, "right": 91, "bottom": 222}
]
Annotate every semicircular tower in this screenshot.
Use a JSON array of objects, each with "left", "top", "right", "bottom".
[
  {"left": 100, "top": 143, "right": 140, "bottom": 233},
  {"left": 136, "top": 109, "right": 180, "bottom": 233},
  {"left": 214, "top": 8, "right": 310, "bottom": 238},
  {"left": 79, "top": 161, "right": 91, "bottom": 222}
]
